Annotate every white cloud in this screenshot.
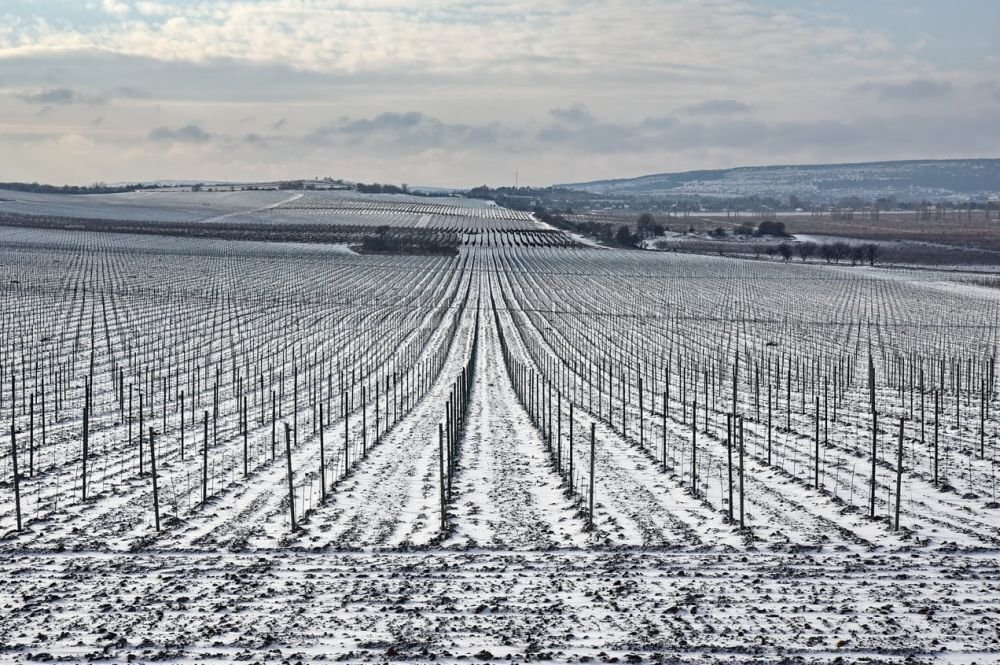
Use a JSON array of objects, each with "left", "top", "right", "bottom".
[
  {"left": 134, "top": 2, "right": 174, "bottom": 17},
  {"left": 101, "top": 0, "right": 131, "bottom": 18},
  {"left": 0, "top": 0, "right": 993, "bottom": 186},
  {"left": 0, "top": 0, "right": 912, "bottom": 82}
]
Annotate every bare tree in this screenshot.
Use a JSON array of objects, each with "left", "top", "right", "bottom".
[
  {"left": 820, "top": 241, "right": 851, "bottom": 264},
  {"left": 820, "top": 243, "right": 836, "bottom": 263},
  {"left": 796, "top": 241, "right": 818, "bottom": 262},
  {"left": 636, "top": 212, "right": 655, "bottom": 238},
  {"left": 850, "top": 244, "right": 865, "bottom": 265},
  {"left": 831, "top": 241, "right": 850, "bottom": 263},
  {"left": 862, "top": 243, "right": 880, "bottom": 266}
]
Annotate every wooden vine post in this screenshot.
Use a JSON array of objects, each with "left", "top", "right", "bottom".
[
  {"left": 285, "top": 423, "right": 296, "bottom": 532},
  {"left": 10, "top": 376, "right": 21, "bottom": 532},
  {"left": 149, "top": 427, "right": 160, "bottom": 532},
  {"left": 588, "top": 422, "right": 596, "bottom": 530},
  {"left": 439, "top": 423, "right": 447, "bottom": 534}
]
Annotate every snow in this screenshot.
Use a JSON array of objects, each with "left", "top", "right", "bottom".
[
  {"left": 444, "top": 305, "right": 588, "bottom": 549},
  {"left": 560, "top": 159, "right": 1000, "bottom": 202},
  {"left": 1, "top": 550, "right": 998, "bottom": 663},
  {"left": 0, "top": 189, "right": 292, "bottom": 223},
  {"left": 0, "top": 194, "right": 999, "bottom": 662}
]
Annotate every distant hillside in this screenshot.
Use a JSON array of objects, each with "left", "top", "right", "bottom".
[{"left": 557, "top": 159, "right": 1000, "bottom": 202}]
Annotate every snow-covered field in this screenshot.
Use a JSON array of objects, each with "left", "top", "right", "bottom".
[
  {"left": 0, "top": 189, "right": 540, "bottom": 232},
  {"left": 1, "top": 203, "right": 999, "bottom": 662},
  {"left": 0, "top": 189, "right": 294, "bottom": 223},
  {"left": 263, "top": 191, "right": 540, "bottom": 231},
  {"left": 2, "top": 550, "right": 998, "bottom": 663}
]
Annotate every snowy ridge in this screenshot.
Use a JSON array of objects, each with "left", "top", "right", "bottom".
[{"left": 559, "top": 158, "right": 1000, "bottom": 202}]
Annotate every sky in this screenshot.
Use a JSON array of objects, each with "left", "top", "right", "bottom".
[{"left": 0, "top": 0, "right": 998, "bottom": 187}]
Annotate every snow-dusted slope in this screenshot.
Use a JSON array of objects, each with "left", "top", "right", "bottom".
[{"left": 559, "top": 158, "right": 1000, "bottom": 201}]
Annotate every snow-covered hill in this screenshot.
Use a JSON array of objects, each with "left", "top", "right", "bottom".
[{"left": 559, "top": 158, "right": 1000, "bottom": 202}]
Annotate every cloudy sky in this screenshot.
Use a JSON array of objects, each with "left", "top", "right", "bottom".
[{"left": 1, "top": 0, "right": 998, "bottom": 187}]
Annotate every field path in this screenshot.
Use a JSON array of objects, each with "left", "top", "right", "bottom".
[{"left": 443, "top": 301, "right": 588, "bottom": 549}]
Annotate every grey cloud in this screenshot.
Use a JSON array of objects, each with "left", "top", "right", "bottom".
[
  {"left": 638, "top": 116, "right": 677, "bottom": 130},
  {"left": 18, "top": 88, "right": 79, "bottom": 105},
  {"left": 858, "top": 79, "right": 954, "bottom": 101},
  {"left": 148, "top": 124, "right": 212, "bottom": 143},
  {"left": 533, "top": 110, "right": 1000, "bottom": 157},
  {"left": 109, "top": 86, "right": 150, "bottom": 100},
  {"left": 16, "top": 85, "right": 149, "bottom": 106},
  {"left": 0, "top": 52, "right": 457, "bottom": 105},
  {"left": 537, "top": 112, "right": 761, "bottom": 155},
  {"left": 701, "top": 119, "right": 768, "bottom": 148},
  {"left": 983, "top": 81, "right": 1000, "bottom": 102},
  {"left": 308, "top": 112, "right": 503, "bottom": 151},
  {"left": 720, "top": 114, "right": 999, "bottom": 155},
  {"left": 300, "top": 108, "right": 999, "bottom": 159},
  {"left": 239, "top": 132, "right": 281, "bottom": 149},
  {"left": 680, "top": 99, "right": 752, "bottom": 115},
  {"left": 540, "top": 113, "right": 722, "bottom": 153},
  {"left": 337, "top": 111, "right": 425, "bottom": 135},
  {"left": 549, "top": 104, "right": 594, "bottom": 124},
  {"left": 538, "top": 120, "right": 648, "bottom": 153}
]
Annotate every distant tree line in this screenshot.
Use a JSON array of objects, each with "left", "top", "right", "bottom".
[
  {"left": 0, "top": 182, "right": 154, "bottom": 195},
  {"left": 356, "top": 182, "right": 410, "bottom": 194},
  {"left": 353, "top": 182, "right": 454, "bottom": 198},
  {"left": 537, "top": 205, "right": 796, "bottom": 249},
  {"left": 709, "top": 220, "right": 790, "bottom": 238},
  {"left": 531, "top": 204, "right": 885, "bottom": 265},
  {"left": 275, "top": 180, "right": 351, "bottom": 191},
  {"left": 276, "top": 180, "right": 309, "bottom": 190},
  {"left": 763, "top": 241, "right": 881, "bottom": 266}
]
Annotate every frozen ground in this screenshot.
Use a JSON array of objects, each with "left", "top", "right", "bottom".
[
  {"left": 1, "top": 550, "right": 998, "bottom": 663},
  {"left": 1, "top": 208, "right": 999, "bottom": 662}
]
